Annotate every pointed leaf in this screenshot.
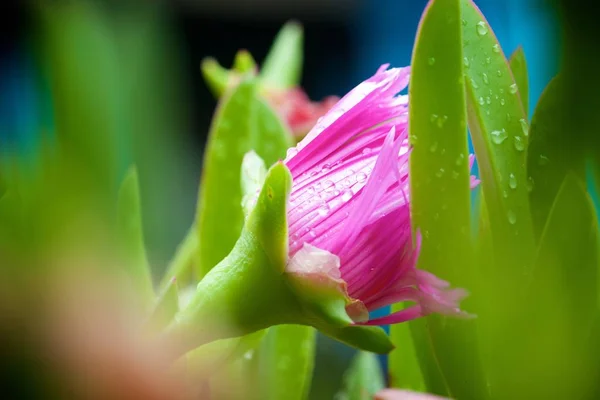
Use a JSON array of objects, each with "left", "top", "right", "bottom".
[
  {"left": 407, "top": 1, "right": 487, "bottom": 398},
  {"left": 201, "top": 57, "right": 230, "bottom": 98},
  {"left": 338, "top": 351, "right": 385, "bottom": 400},
  {"left": 509, "top": 46, "right": 529, "bottom": 116},
  {"left": 196, "top": 79, "right": 293, "bottom": 277},
  {"left": 117, "top": 166, "right": 154, "bottom": 308},
  {"left": 527, "top": 75, "right": 585, "bottom": 239},
  {"left": 260, "top": 21, "right": 304, "bottom": 88}
]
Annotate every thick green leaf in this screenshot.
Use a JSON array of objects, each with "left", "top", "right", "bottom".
[
  {"left": 506, "top": 173, "right": 598, "bottom": 398},
  {"left": 462, "top": 0, "right": 535, "bottom": 275},
  {"left": 508, "top": 46, "right": 529, "bottom": 116},
  {"left": 196, "top": 79, "right": 293, "bottom": 277},
  {"left": 260, "top": 21, "right": 304, "bottom": 88},
  {"left": 257, "top": 325, "right": 316, "bottom": 400},
  {"left": 527, "top": 75, "right": 585, "bottom": 240},
  {"left": 117, "top": 166, "right": 154, "bottom": 308},
  {"left": 336, "top": 352, "right": 385, "bottom": 400},
  {"left": 407, "top": 1, "right": 487, "bottom": 399}
]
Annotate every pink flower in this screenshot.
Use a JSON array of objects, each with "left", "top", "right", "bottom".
[
  {"left": 283, "top": 65, "right": 478, "bottom": 325},
  {"left": 267, "top": 87, "right": 339, "bottom": 139}
]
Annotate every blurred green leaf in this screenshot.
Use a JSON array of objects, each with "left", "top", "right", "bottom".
[
  {"left": 508, "top": 46, "right": 529, "bottom": 116},
  {"left": 462, "top": 0, "right": 534, "bottom": 274},
  {"left": 336, "top": 351, "right": 385, "bottom": 400},
  {"left": 196, "top": 79, "right": 293, "bottom": 278},
  {"left": 407, "top": 0, "right": 487, "bottom": 399},
  {"left": 233, "top": 50, "right": 257, "bottom": 74},
  {"left": 257, "top": 325, "right": 316, "bottom": 400},
  {"left": 260, "top": 21, "right": 304, "bottom": 88},
  {"left": 117, "top": 166, "right": 154, "bottom": 309},
  {"left": 40, "top": 1, "right": 121, "bottom": 199},
  {"left": 201, "top": 57, "right": 230, "bottom": 98},
  {"left": 527, "top": 75, "right": 585, "bottom": 240},
  {"left": 512, "top": 173, "right": 598, "bottom": 398}
]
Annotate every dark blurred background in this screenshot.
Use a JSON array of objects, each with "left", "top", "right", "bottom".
[{"left": 0, "top": 0, "right": 560, "bottom": 398}]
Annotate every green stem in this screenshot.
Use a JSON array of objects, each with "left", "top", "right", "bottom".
[{"left": 162, "top": 229, "right": 303, "bottom": 359}]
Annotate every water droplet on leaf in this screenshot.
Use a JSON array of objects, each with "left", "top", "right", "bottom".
[
  {"left": 527, "top": 176, "right": 535, "bottom": 192},
  {"left": 491, "top": 129, "right": 507, "bottom": 144},
  {"left": 509, "top": 84, "right": 518, "bottom": 94},
  {"left": 476, "top": 21, "right": 489, "bottom": 36},
  {"left": 508, "top": 210, "right": 517, "bottom": 224},
  {"left": 513, "top": 136, "right": 525, "bottom": 151},
  {"left": 519, "top": 118, "right": 529, "bottom": 136},
  {"left": 509, "top": 173, "right": 517, "bottom": 189}
]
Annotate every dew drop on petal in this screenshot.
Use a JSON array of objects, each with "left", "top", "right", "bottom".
[
  {"left": 356, "top": 172, "right": 367, "bottom": 183},
  {"left": 286, "top": 147, "right": 298, "bottom": 158},
  {"left": 341, "top": 189, "right": 353, "bottom": 202},
  {"left": 317, "top": 204, "right": 330, "bottom": 216}
]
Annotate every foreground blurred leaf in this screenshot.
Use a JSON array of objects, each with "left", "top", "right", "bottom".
[
  {"left": 527, "top": 76, "right": 585, "bottom": 240},
  {"left": 336, "top": 351, "right": 384, "bottom": 400},
  {"left": 508, "top": 47, "right": 529, "bottom": 116},
  {"left": 462, "top": 0, "right": 535, "bottom": 275},
  {"left": 260, "top": 21, "right": 303, "bottom": 89},
  {"left": 513, "top": 173, "right": 598, "bottom": 398},
  {"left": 117, "top": 166, "right": 154, "bottom": 309},
  {"left": 147, "top": 278, "right": 178, "bottom": 331},
  {"left": 407, "top": 0, "right": 487, "bottom": 398},
  {"left": 257, "top": 325, "right": 316, "bottom": 400},
  {"left": 195, "top": 79, "right": 293, "bottom": 277}
]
